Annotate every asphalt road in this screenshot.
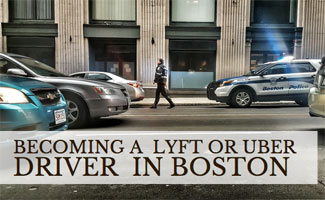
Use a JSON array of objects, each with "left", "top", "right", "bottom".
[
  {"left": 86, "top": 104, "right": 325, "bottom": 131},
  {"left": 1, "top": 104, "right": 325, "bottom": 199}
]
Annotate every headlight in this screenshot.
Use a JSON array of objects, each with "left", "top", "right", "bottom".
[
  {"left": 0, "top": 87, "right": 29, "bottom": 104},
  {"left": 219, "top": 80, "right": 234, "bottom": 87},
  {"left": 93, "top": 87, "right": 117, "bottom": 95}
]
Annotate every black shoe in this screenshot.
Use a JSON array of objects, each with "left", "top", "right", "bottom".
[
  {"left": 150, "top": 105, "right": 157, "bottom": 109},
  {"left": 168, "top": 104, "right": 175, "bottom": 109}
]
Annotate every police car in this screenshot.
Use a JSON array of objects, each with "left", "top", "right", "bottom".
[{"left": 207, "top": 58, "right": 321, "bottom": 107}]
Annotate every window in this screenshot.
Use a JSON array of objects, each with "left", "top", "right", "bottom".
[
  {"left": 71, "top": 73, "right": 86, "bottom": 78},
  {"left": 251, "top": 0, "right": 297, "bottom": 24},
  {"left": 171, "top": 0, "right": 215, "bottom": 23},
  {"left": 7, "top": 37, "right": 55, "bottom": 68},
  {"left": 89, "top": 39, "right": 136, "bottom": 80},
  {"left": 265, "top": 64, "right": 288, "bottom": 75},
  {"left": 87, "top": 73, "right": 112, "bottom": 81},
  {"left": 288, "top": 63, "right": 316, "bottom": 73},
  {"left": 169, "top": 40, "right": 216, "bottom": 89},
  {"left": 91, "top": 0, "right": 136, "bottom": 21},
  {"left": 10, "top": 0, "right": 54, "bottom": 21},
  {"left": 0, "top": 57, "right": 21, "bottom": 74}
]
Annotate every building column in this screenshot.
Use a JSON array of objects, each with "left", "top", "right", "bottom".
[
  {"left": 300, "top": 0, "right": 325, "bottom": 59},
  {"left": 216, "top": 0, "right": 251, "bottom": 80},
  {"left": 137, "top": 0, "right": 168, "bottom": 86},
  {"left": 0, "top": 0, "right": 8, "bottom": 52},
  {"left": 55, "top": 0, "right": 89, "bottom": 74}
]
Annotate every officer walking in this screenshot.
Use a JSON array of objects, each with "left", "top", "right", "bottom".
[{"left": 151, "top": 58, "right": 175, "bottom": 109}]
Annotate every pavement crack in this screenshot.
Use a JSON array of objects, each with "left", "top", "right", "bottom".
[{"left": 319, "top": 180, "right": 325, "bottom": 187}]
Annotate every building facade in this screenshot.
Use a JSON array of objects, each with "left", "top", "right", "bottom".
[{"left": 0, "top": 0, "right": 325, "bottom": 92}]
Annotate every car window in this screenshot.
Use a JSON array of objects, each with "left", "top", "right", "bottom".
[
  {"left": 265, "top": 64, "right": 288, "bottom": 75},
  {"left": 87, "top": 73, "right": 112, "bottom": 80},
  {"left": 11, "top": 56, "right": 66, "bottom": 77},
  {"left": 288, "top": 63, "right": 316, "bottom": 73},
  {"left": 71, "top": 73, "right": 85, "bottom": 78},
  {"left": 0, "top": 57, "right": 28, "bottom": 75}
]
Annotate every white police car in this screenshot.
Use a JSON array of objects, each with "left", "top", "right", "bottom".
[{"left": 207, "top": 58, "right": 321, "bottom": 107}]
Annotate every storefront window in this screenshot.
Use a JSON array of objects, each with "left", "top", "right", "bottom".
[
  {"left": 10, "top": 0, "right": 54, "bottom": 21},
  {"left": 89, "top": 39, "right": 136, "bottom": 80},
  {"left": 91, "top": 0, "right": 136, "bottom": 21},
  {"left": 251, "top": 0, "right": 297, "bottom": 24},
  {"left": 169, "top": 40, "right": 216, "bottom": 89},
  {"left": 7, "top": 37, "right": 55, "bottom": 68},
  {"left": 171, "top": 0, "right": 215, "bottom": 23}
]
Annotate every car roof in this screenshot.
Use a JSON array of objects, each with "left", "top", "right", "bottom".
[
  {"left": 0, "top": 52, "right": 29, "bottom": 58},
  {"left": 266, "top": 59, "right": 321, "bottom": 64}
]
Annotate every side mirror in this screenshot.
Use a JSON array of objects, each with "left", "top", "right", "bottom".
[
  {"left": 259, "top": 71, "right": 267, "bottom": 77},
  {"left": 7, "top": 68, "right": 28, "bottom": 77}
]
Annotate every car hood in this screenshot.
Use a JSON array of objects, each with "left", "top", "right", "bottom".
[
  {"left": 35, "top": 77, "right": 125, "bottom": 89},
  {"left": 0, "top": 75, "right": 56, "bottom": 95}
]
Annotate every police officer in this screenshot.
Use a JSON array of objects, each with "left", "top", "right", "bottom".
[{"left": 151, "top": 58, "right": 175, "bottom": 109}]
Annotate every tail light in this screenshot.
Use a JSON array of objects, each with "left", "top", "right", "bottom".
[{"left": 128, "top": 83, "right": 140, "bottom": 88}]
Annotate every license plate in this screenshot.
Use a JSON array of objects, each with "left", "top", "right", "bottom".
[{"left": 54, "top": 109, "right": 66, "bottom": 125}]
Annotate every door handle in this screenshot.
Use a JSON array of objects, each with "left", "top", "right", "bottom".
[
  {"left": 277, "top": 76, "right": 287, "bottom": 81},
  {"left": 311, "top": 75, "right": 316, "bottom": 78}
]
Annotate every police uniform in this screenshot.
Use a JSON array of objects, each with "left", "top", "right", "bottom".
[{"left": 151, "top": 59, "right": 175, "bottom": 109}]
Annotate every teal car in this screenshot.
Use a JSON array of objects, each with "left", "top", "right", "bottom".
[{"left": 0, "top": 74, "right": 68, "bottom": 131}]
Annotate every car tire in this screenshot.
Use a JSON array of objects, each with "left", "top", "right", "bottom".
[
  {"left": 231, "top": 89, "right": 253, "bottom": 108},
  {"left": 64, "top": 93, "right": 88, "bottom": 129},
  {"left": 295, "top": 99, "right": 308, "bottom": 107}
]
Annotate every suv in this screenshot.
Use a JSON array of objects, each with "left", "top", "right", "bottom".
[
  {"left": 309, "top": 64, "right": 325, "bottom": 117},
  {"left": 207, "top": 58, "right": 321, "bottom": 107}
]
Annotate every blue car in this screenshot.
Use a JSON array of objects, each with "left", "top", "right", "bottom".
[{"left": 0, "top": 74, "right": 68, "bottom": 131}]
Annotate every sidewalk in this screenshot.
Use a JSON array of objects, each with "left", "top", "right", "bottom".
[{"left": 131, "top": 98, "right": 296, "bottom": 107}]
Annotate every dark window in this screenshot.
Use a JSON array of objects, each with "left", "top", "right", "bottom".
[
  {"left": 89, "top": 39, "right": 136, "bottom": 80},
  {"left": 7, "top": 37, "right": 55, "bottom": 68},
  {"left": 250, "top": 40, "right": 294, "bottom": 70},
  {"left": 169, "top": 40, "right": 216, "bottom": 89},
  {"left": 251, "top": 0, "right": 297, "bottom": 24},
  {"left": 289, "top": 63, "right": 316, "bottom": 73},
  {"left": 71, "top": 73, "right": 86, "bottom": 78},
  {"left": 265, "top": 64, "right": 288, "bottom": 75},
  {"left": 9, "top": 0, "right": 54, "bottom": 21},
  {"left": 0, "top": 57, "right": 21, "bottom": 74},
  {"left": 87, "top": 73, "right": 112, "bottom": 81}
]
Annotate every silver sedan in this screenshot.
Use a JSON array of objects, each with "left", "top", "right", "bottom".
[{"left": 70, "top": 71, "right": 145, "bottom": 101}]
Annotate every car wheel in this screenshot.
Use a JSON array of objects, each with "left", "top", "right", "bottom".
[
  {"left": 295, "top": 99, "right": 308, "bottom": 107},
  {"left": 231, "top": 89, "right": 253, "bottom": 108},
  {"left": 65, "top": 94, "right": 88, "bottom": 129}
]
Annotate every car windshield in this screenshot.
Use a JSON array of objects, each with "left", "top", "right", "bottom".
[
  {"left": 13, "top": 56, "right": 66, "bottom": 77},
  {"left": 246, "top": 64, "right": 270, "bottom": 76}
]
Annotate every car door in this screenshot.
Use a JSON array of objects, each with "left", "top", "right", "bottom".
[
  {"left": 256, "top": 64, "right": 290, "bottom": 96},
  {"left": 287, "top": 62, "right": 317, "bottom": 94}
]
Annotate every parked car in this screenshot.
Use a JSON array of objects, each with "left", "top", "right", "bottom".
[
  {"left": 70, "top": 71, "right": 145, "bottom": 101},
  {"left": 207, "top": 58, "right": 321, "bottom": 107},
  {"left": 309, "top": 64, "right": 325, "bottom": 117},
  {"left": 0, "top": 74, "right": 68, "bottom": 131},
  {"left": 0, "top": 53, "right": 130, "bottom": 129}
]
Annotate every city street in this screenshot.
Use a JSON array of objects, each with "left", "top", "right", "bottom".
[
  {"left": 1, "top": 103, "right": 324, "bottom": 199},
  {"left": 86, "top": 104, "right": 325, "bottom": 132}
]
